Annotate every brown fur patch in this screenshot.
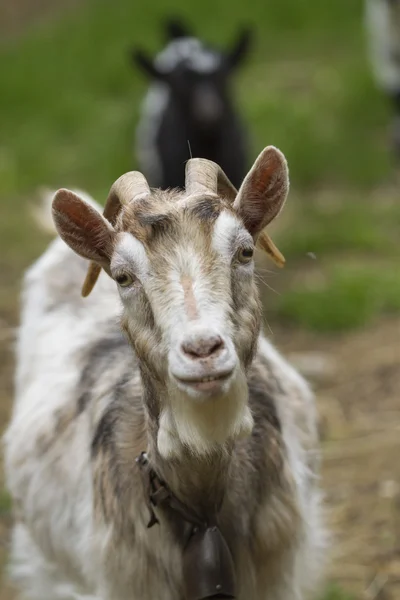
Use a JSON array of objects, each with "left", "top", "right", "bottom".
[
  {"left": 114, "top": 190, "right": 234, "bottom": 244},
  {"left": 180, "top": 275, "right": 198, "bottom": 321}
]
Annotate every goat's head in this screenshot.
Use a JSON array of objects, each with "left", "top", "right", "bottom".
[
  {"left": 52, "top": 146, "right": 287, "bottom": 457},
  {"left": 131, "top": 24, "right": 252, "bottom": 128}
]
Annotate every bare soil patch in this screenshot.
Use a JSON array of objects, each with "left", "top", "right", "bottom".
[
  {"left": 0, "top": 0, "right": 85, "bottom": 40},
  {"left": 277, "top": 317, "right": 400, "bottom": 599}
]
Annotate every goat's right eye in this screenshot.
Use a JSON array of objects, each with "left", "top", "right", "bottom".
[{"left": 115, "top": 273, "right": 134, "bottom": 287}]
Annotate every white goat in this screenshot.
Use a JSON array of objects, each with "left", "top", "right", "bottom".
[
  {"left": 4, "top": 146, "right": 326, "bottom": 600},
  {"left": 365, "top": 0, "right": 400, "bottom": 151}
]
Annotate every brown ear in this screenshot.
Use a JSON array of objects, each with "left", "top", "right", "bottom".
[
  {"left": 52, "top": 189, "right": 115, "bottom": 269},
  {"left": 233, "top": 146, "right": 289, "bottom": 238}
]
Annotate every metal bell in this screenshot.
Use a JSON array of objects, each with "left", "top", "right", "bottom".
[{"left": 182, "top": 525, "right": 236, "bottom": 600}]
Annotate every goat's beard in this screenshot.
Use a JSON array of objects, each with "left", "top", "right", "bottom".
[{"left": 157, "top": 370, "right": 253, "bottom": 459}]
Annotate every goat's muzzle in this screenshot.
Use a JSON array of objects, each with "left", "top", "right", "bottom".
[{"left": 169, "top": 327, "right": 237, "bottom": 398}]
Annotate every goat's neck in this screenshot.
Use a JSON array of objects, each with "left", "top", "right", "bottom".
[{"left": 141, "top": 371, "right": 234, "bottom": 519}]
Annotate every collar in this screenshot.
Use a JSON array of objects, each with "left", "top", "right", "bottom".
[
  {"left": 136, "top": 451, "right": 236, "bottom": 599},
  {"left": 136, "top": 451, "right": 205, "bottom": 529}
]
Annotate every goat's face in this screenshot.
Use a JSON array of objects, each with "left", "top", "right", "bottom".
[
  {"left": 113, "top": 194, "right": 257, "bottom": 387},
  {"left": 132, "top": 28, "right": 252, "bottom": 129},
  {"left": 53, "top": 146, "right": 288, "bottom": 456},
  {"left": 165, "top": 65, "right": 230, "bottom": 129}
]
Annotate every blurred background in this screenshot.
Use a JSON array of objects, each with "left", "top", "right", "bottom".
[{"left": 0, "top": 0, "right": 399, "bottom": 599}]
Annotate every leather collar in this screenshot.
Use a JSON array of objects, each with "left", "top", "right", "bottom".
[{"left": 136, "top": 451, "right": 236, "bottom": 599}]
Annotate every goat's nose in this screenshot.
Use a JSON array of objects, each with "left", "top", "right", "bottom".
[{"left": 181, "top": 334, "right": 224, "bottom": 360}]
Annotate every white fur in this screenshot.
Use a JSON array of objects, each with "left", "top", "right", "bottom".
[
  {"left": 365, "top": 0, "right": 400, "bottom": 92},
  {"left": 154, "top": 38, "right": 221, "bottom": 74},
  {"left": 112, "top": 232, "right": 150, "bottom": 286},
  {"left": 212, "top": 210, "right": 242, "bottom": 258},
  {"left": 167, "top": 248, "right": 227, "bottom": 331},
  {"left": 160, "top": 375, "right": 253, "bottom": 458}
]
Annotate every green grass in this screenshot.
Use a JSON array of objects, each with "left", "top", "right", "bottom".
[
  {"left": 1, "top": 0, "right": 398, "bottom": 332},
  {"left": 265, "top": 188, "right": 400, "bottom": 330},
  {"left": 274, "top": 263, "right": 400, "bottom": 331},
  {"left": 320, "top": 585, "right": 355, "bottom": 600},
  {"left": 279, "top": 193, "right": 400, "bottom": 258},
  {"left": 0, "top": 0, "right": 391, "bottom": 198},
  {"left": 0, "top": 0, "right": 398, "bottom": 331},
  {"left": 0, "top": 491, "right": 11, "bottom": 518}
]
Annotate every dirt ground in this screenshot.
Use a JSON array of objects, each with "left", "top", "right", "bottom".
[
  {"left": 0, "top": 0, "right": 83, "bottom": 40},
  {"left": 279, "top": 317, "right": 400, "bottom": 599}
]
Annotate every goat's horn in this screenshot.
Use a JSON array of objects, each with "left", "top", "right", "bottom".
[
  {"left": 185, "top": 158, "right": 218, "bottom": 195},
  {"left": 185, "top": 158, "right": 237, "bottom": 200},
  {"left": 81, "top": 171, "right": 150, "bottom": 297},
  {"left": 257, "top": 232, "right": 285, "bottom": 268},
  {"left": 108, "top": 171, "right": 151, "bottom": 206},
  {"left": 185, "top": 159, "right": 285, "bottom": 268}
]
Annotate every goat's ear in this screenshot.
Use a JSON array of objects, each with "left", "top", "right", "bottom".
[
  {"left": 226, "top": 27, "right": 253, "bottom": 70},
  {"left": 233, "top": 146, "right": 288, "bottom": 238},
  {"left": 164, "top": 17, "right": 191, "bottom": 40},
  {"left": 131, "top": 48, "right": 165, "bottom": 80},
  {"left": 52, "top": 189, "right": 115, "bottom": 269}
]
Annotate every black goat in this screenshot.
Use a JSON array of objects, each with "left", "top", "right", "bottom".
[{"left": 131, "top": 18, "right": 252, "bottom": 189}]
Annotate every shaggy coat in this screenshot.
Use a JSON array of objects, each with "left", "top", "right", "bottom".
[{"left": 4, "top": 148, "right": 326, "bottom": 600}]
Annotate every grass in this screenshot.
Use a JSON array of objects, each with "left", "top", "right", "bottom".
[
  {"left": 0, "top": 0, "right": 390, "bottom": 197},
  {"left": 275, "top": 263, "right": 400, "bottom": 331},
  {"left": 279, "top": 192, "right": 400, "bottom": 258},
  {"left": 0, "top": 491, "right": 11, "bottom": 518},
  {"left": 265, "top": 188, "right": 400, "bottom": 330},
  {"left": 0, "top": 0, "right": 398, "bottom": 333},
  {"left": 320, "top": 585, "right": 355, "bottom": 600}
]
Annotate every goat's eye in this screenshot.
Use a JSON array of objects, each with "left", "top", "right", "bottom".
[
  {"left": 115, "top": 273, "right": 134, "bottom": 287},
  {"left": 237, "top": 247, "right": 254, "bottom": 263}
]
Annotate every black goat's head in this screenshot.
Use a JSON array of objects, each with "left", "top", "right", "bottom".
[
  {"left": 131, "top": 19, "right": 253, "bottom": 128},
  {"left": 163, "top": 17, "right": 193, "bottom": 41}
]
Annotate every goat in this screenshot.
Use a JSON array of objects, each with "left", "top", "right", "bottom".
[
  {"left": 365, "top": 0, "right": 400, "bottom": 155},
  {"left": 4, "top": 146, "right": 326, "bottom": 600},
  {"left": 132, "top": 18, "right": 251, "bottom": 189}
]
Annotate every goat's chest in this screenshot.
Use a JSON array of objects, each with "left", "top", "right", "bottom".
[{"left": 101, "top": 517, "right": 292, "bottom": 600}]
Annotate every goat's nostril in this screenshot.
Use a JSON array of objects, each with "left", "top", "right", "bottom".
[
  {"left": 208, "top": 338, "right": 224, "bottom": 355},
  {"left": 181, "top": 335, "right": 224, "bottom": 359}
]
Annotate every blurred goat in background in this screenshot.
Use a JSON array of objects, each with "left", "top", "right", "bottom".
[
  {"left": 132, "top": 18, "right": 252, "bottom": 189},
  {"left": 365, "top": 0, "right": 400, "bottom": 157}
]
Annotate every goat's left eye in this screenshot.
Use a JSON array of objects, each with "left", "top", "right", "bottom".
[
  {"left": 115, "top": 273, "right": 134, "bottom": 287},
  {"left": 237, "top": 247, "right": 254, "bottom": 263}
]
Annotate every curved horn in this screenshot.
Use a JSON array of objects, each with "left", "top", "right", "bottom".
[
  {"left": 108, "top": 171, "right": 151, "bottom": 206},
  {"left": 81, "top": 172, "right": 150, "bottom": 297},
  {"left": 256, "top": 232, "right": 285, "bottom": 268},
  {"left": 185, "top": 158, "right": 286, "bottom": 268},
  {"left": 185, "top": 158, "right": 238, "bottom": 201}
]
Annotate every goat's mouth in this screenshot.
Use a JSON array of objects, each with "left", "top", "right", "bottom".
[{"left": 172, "top": 369, "right": 234, "bottom": 394}]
